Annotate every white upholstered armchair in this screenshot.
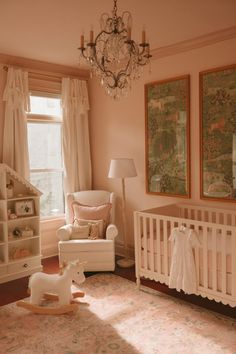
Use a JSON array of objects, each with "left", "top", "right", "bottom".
[{"left": 57, "top": 190, "right": 118, "bottom": 271}]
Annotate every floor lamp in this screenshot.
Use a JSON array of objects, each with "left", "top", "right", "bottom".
[{"left": 108, "top": 158, "right": 137, "bottom": 268}]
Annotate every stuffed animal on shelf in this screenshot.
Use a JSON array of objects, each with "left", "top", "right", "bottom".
[
  {"left": 10, "top": 247, "right": 31, "bottom": 260},
  {"left": 17, "top": 260, "right": 86, "bottom": 315}
]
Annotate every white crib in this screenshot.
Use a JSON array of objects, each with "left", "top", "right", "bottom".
[{"left": 134, "top": 203, "right": 236, "bottom": 307}]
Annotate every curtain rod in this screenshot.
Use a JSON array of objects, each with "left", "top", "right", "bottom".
[{"left": 2, "top": 64, "right": 89, "bottom": 81}]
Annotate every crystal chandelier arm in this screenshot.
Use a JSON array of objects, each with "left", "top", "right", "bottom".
[{"left": 78, "top": 0, "right": 152, "bottom": 98}]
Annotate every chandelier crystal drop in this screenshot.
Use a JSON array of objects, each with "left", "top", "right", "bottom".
[{"left": 78, "top": 0, "right": 152, "bottom": 99}]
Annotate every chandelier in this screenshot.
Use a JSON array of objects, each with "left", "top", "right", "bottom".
[{"left": 78, "top": 0, "right": 151, "bottom": 99}]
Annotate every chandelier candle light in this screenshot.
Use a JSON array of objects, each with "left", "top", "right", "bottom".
[{"left": 78, "top": 0, "right": 151, "bottom": 99}]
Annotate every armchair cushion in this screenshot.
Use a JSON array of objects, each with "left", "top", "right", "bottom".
[
  {"left": 70, "top": 224, "right": 90, "bottom": 239},
  {"left": 71, "top": 202, "right": 111, "bottom": 226},
  {"left": 77, "top": 219, "right": 104, "bottom": 238}
]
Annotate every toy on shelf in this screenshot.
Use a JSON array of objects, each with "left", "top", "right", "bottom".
[
  {"left": 8, "top": 212, "right": 17, "bottom": 220},
  {"left": 13, "top": 227, "right": 22, "bottom": 238},
  {"left": 10, "top": 246, "right": 31, "bottom": 260},
  {"left": 17, "top": 260, "right": 86, "bottom": 315},
  {"left": 21, "top": 226, "right": 34, "bottom": 237},
  {"left": 9, "top": 226, "right": 34, "bottom": 239},
  {"left": 6, "top": 179, "right": 14, "bottom": 198}
]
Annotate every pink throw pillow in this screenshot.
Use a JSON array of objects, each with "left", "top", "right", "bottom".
[{"left": 71, "top": 202, "right": 111, "bottom": 226}]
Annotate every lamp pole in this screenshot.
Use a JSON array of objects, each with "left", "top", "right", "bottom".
[
  {"left": 108, "top": 158, "right": 137, "bottom": 268},
  {"left": 117, "top": 177, "right": 135, "bottom": 268},
  {"left": 122, "top": 177, "right": 128, "bottom": 257}
]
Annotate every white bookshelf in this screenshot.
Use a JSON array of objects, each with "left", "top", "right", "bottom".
[{"left": 0, "top": 163, "right": 42, "bottom": 283}]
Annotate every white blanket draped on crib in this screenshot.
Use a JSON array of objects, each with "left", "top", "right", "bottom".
[{"left": 169, "top": 226, "right": 200, "bottom": 294}]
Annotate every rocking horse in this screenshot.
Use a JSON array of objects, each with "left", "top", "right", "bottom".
[{"left": 17, "top": 260, "right": 86, "bottom": 315}]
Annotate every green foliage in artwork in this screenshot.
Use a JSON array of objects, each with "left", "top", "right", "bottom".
[
  {"left": 202, "top": 67, "right": 236, "bottom": 198},
  {"left": 148, "top": 107, "right": 159, "bottom": 139},
  {"left": 149, "top": 80, "right": 186, "bottom": 102},
  {"left": 148, "top": 146, "right": 187, "bottom": 195},
  {"left": 203, "top": 130, "right": 232, "bottom": 160},
  {"left": 146, "top": 77, "right": 188, "bottom": 196}
]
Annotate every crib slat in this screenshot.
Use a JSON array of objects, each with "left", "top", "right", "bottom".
[
  {"left": 212, "top": 228, "right": 217, "bottom": 292},
  {"left": 143, "top": 217, "right": 148, "bottom": 270},
  {"left": 150, "top": 217, "right": 154, "bottom": 273},
  {"left": 221, "top": 228, "right": 227, "bottom": 295},
  {"left": 163, "top": 219, "right": 168, "bottom": 279},
  {"left": 199, "top": 210, "right": 204, "bottom": 221},
  {"left": 202, "top": 226, "right": 208, "bottom": 289},
  {"left": 170, "top": 221, "right": 175, "bottom": 275},
  {"left": 195, "top": 226, "right": 200, "bottom": 288},
  {"left": 187, "top": 208, "right": 191, "bottom": 219},
  {"left": 134, "top": 212, "right": 141, "bottom": 286},
  {"left": 208, "top": 212, "right": 212, "bottom": 223},
  {"left": 156, "top": 218, "right": 161, "bottom": 275},
  {"left": 232, "top": 233, "right": 236, "bottom": 296},
  {"left": 223, "top": 213, "right": 227, "bottom": 225}
]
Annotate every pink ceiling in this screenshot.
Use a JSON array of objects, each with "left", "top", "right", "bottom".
[{"left": 0, "top": 0, "right": 235, "bottom": 68}]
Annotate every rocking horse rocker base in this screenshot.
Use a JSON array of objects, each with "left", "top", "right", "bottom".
[
  {"left": 17, "top": 260, "right": 86, "bottom": 315},
  {"left": 17, "top": 291, "right": 85, "bottom": 315}
]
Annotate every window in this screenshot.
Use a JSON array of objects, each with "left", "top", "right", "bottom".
[{"left": 27, "top": 94, "right": 64, "bottom": 218}]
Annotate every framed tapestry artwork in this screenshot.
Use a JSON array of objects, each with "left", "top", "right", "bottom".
[
  {"left": 200, "top": 64, "right": 236, "bottom": 202},
  {"left": 145, "top": 75, "right": 190, "bottom": 197}
]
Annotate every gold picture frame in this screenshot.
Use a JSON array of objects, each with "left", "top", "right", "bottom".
[{"left": 200, "top": 64, "right": 236, "bottom": 202}]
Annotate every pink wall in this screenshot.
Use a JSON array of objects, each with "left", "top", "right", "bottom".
[{"left": 89, "top": 38, "right": 236, "bottom": 255}]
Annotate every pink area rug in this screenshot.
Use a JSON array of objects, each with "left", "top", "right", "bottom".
[{"left": 0, "top": 273, "right": 235, "bottom": 354}]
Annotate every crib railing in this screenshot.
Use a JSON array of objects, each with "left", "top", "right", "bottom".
[
  {"left": 134, "top": 207, "right": 236, "bottom": 307},
  {"left": 179, "top": 204, "right": 236, "bottom": 226}
]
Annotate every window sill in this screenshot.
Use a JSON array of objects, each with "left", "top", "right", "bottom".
[{"left": 40, "top": 214, "right": 66, "bottom": 224}]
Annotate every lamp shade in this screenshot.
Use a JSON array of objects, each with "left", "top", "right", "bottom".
[{"left": 108, "top": 158, "right": 137, "bottom": 179}]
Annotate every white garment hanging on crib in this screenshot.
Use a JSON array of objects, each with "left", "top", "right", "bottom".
[{"left": 169, "top": 226, "right": 200, "bottom": 295}]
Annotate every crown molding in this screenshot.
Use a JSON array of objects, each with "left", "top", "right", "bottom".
[
  {"left": 0, "top": 53, "right": 89, "bottom": 79},
  {"left": 151, "top": 26, "right": 236, "bottom": 60},
  {"left": 1, "top": 26, "right": 235, "bottom": 74}
]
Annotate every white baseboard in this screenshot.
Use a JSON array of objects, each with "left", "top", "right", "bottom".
[
  {"left": 41, "top": 243, "right": 58, "bottom": 258},
  {"left": 115, "top": 242, "right": 135, "bottom": 259}
]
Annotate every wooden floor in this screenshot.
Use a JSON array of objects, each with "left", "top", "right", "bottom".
[{"left": 0, "top": 255, "right": 235, "bottom": 319}]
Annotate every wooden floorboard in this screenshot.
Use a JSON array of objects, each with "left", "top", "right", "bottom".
[{"left": 0, "top": 255, "right": 235, "bottom": 319}]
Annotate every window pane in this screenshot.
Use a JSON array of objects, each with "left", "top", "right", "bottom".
[
  {"left": 30, "top": 96, "right": 61, "bottom": 117},
  {"left": 28, "top": 123, "right": 62, "bottom": 169},
  {"left": 30, "top": 171, "right": 64, "bottom": 217}
]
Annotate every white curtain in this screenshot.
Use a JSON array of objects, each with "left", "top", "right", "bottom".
[
  {"left": 2, "top": 67, "right": 30, "bottom": 179},
  {"left": 61, "top": 78, "right": 92, "bottom": 194}
]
